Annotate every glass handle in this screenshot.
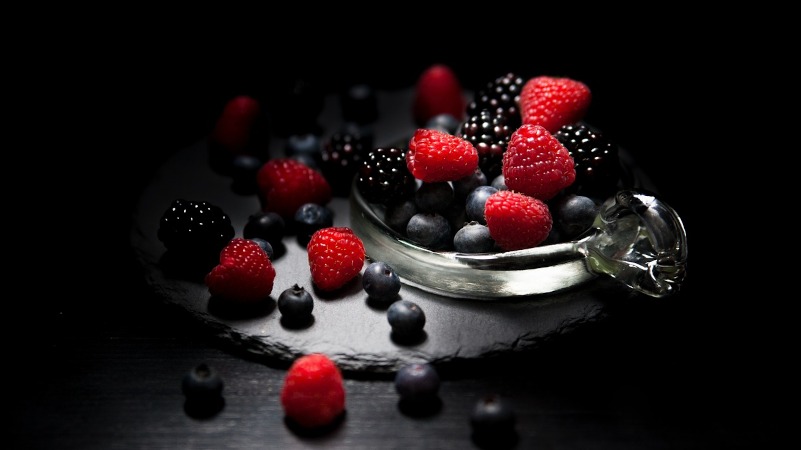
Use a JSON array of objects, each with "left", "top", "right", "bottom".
[{"left": 580, "top": 190, "right": 688, "bottom": 298}]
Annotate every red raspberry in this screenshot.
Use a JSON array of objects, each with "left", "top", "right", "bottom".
[
  {"left": 503, "top": 124, "right": 576, "bottom": 200},
  {"left": 519, "top": 76, "right": 591, "bottom": 133},
  {"left": 280, "top": 353, "right": 346, "bottom": 429},
  {"left": 210, "top": 95, "right": 262, "bottom": 155},
  {"left": 407, "top": 128, "right": 479, "bottom": 182},
  {"left": 307, "top": 227, "right": 365, "bottom": 291},
  {"left": 205, "top": 238, "right": 276, "bottom": 303},
  {"left": 484, "top": 190, "right": 552, "bottom": 251},
  {"left": 257, "top": 158, "right": 332, "bottom": 219},
  {"left": 412, "top": 64, "right": 466, "bottom": 126}
]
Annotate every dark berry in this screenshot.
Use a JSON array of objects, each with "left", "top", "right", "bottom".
[
  {"left": 552, "top": 194, "right": 599, "bottom": 240},
  {"left": 415, "top": 181, "right": 454, "bottom": 213},
  {"left": 465, "top": 185, "right": 498, "bottom": 225},
  {"left": 452, "top": 167, "right": 487, "bottom": 202},
  {"left": 406, "top": 213, "right": 451, "bottom": 250},
  {"left": 230, "top": 154, "right": 262, "bottom": 194},
  {"left": 490, "top": 174, "right": 507, "bottom": 191},
  {"left": 470, "top": 394, "right": 516, "bottom": 437},
  {"left": 453, "top": 221, "right": 495, "bottom": 253},
  {"left": 395, "top": 363, "right": 440, "bottom": 402},
  {"left": 384, "top": 199, "right": 418, "bottom": 234},
  {"left": 249, "top": 237, "right": 274, "bottom": 260},
  {"left": 555, "top": 123, "right": 621, "bottom": 195},
  {"left": 460, "top": 108, "right": 511, "bottom": 180},
  {"left": 285, "top": 133, "right": 321, "bottom": 158},
  {"left": 293, "top": 203, "right": 334, "bottom": 247},
  {"left": 341, "top": 84, "right": 378, "bottom": 124},
  {"left": 357, "top": 147, "right": 417, "bottom": 206},
  {"left": 158, "top": 199, "right": 235, "bottom": 257},
  {"left": 362, "top": 261, "right": 401, "bottom": 301},
  {"left": 321, "top": 129, "right": 370, "bottom": 196},
  {"left": 243, "top": 211, "right": 286, "bottom": 247},
  {"left": 425, "top": 113, "right": 460, "bottom": 134},
  {"left": 277, "top": 284, "right": 314, "bottom": 322},
  {"left": 387, "top": 299, "right": 426, "bottom": 337},
  {"left": 182, "top": 363, "right": 224, "bottom": 402},
  {"left": 466, "top": 72, "right": 524, "bottom": 130},
  {"left": 272, "top": 78, "right": 324, "bottom": 137}
]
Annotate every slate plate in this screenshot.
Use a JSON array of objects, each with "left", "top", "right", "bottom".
[{"left": 131, "top": 89, "right": 646, "bottom": 374}]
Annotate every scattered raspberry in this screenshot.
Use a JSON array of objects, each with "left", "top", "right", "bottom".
[
  {"left": 484, "top": 190, "right": 552, "bottom": 251},
  {"left": 412, "top": 64, "right": 466, "bottom": 127},
  {"left": 407, "top": 128, "right": 479, "bottom": 183},
  {"left": 256, "top": 158, "right": 332, "bottom": 219},
  {"left": 519, "top": 76, "right": 591, "bottom": 133},
  {"left": 503, "top": 124, "right": 576, "bottom": 200},
  {"left": 307, "top": 227, "right": 365, "bottom": 291},
  {"left": 280, "top": 353, "right": 346, "bottom": 429},
  {"left": 210, "top": 95, "right": 263, "bottom": 155},
  {"left": 205, "top": 238, "right": 276, "bottom": 304}
]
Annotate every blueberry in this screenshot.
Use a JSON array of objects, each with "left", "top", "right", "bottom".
[
  {"left": 454, "top": 221, "right": 495, "bottom": 253},
  {"left": 286, "top": 133, "right": 321, "bottom": 158},
  {"left": 277, "top": 284, "right": 314, "bottom": 322},
  {"left": 362, "top": 261, "right": 401, "bottom": 301},
  {"left": 341, "top": 84, "right": 378, "bottom": 125},
  {"left": 425, "top": 113, "right": 460, "bottom": 134},
  {"left": 552, "top": 194, "right": 599, "bottom": 239},
  {"left": 415, "top": 181, "right": 454, "bottom": 213},
  {"left": 385, "top": 200, "right": 418, "bottom": 234},
  {"left": 230, "top": 154, "right": 262, "bottom": 194},
  {"left": 243, "top": 211, "right": 286, "bottom": 247},
  {"left": 490, "top": 174, "right": 507, "bottom": 191},
  {"left": 452, "top": 167, "right": 487, "bottom": 202},
  {"left": 395, "top": 363, "right": 440, "bottom": 402},
  {"left": 470, "top": 394, "right": 516, "bottom": 438},
  {"left": 293, "top": 203, "right": 334, "bottom": 246},
  {"left": 248, "top": 237, "right": 274, "bottom": 259},
  {"left": 465, "top": 185, "right": 498, "bottom": 225},
  {"left": 387, "top": 299, "right": 426, "bottom": 337},
  {"left": 182, "top": 363, "right": 224, "bottom": 402},
  {"left": 406, "top": 213, "right": 451, "bottom": 250}
]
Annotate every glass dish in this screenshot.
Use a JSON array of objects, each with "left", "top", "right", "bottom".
[{"left": 349, "top": 173, "right": 687, "bottom": 301}]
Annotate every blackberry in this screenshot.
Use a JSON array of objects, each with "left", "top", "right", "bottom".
[
  {"left": 555, "top": 123, "right": 621, "bottom": 195},
  {"left": 158, "top": 199, "right": 234, "bottom": 257},
  {"left": 460, "top": 109, "right": 511, "bottom": 180},
  {"left": 356, "top": 147, "right": 416, "bottom": 205},
  {"left": 320, "top": 129, "right": 370, "bottom": 196},
  {"left": 466, "top": 72, "right": 524, "bottom": 130}
]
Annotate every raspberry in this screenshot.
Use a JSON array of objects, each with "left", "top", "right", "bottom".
[
  {"left": 356, "top": 147, "right": 417, "bottom": 206},
  {"left": 407, "top": 128, "right": 479, "bottom": 182},
  {"left": 484, "top": 190, "right": 552, "bottom": 251},
  {"left": 519, "top": 76, "right": 591, "bottom": 133},
  {"left": 256, "top": 158, "right": 332, "bottom": 219},
  {"left": 210, "top": 95, "right": 263, "bottom": 156},
  {"left": 280, "top": 353, "right": 345, "bottom": 429},
  {"left": 412, "top": 64, "right": 466, "bottom": 127},
  {"left": 307, "top": 227, "right": 365, "bottom": 291},
  {"left": 157, "top": 199, "right": 235, "bottom": 258},
  {"left": 503, "top": 124, "right": 575, "bottom": 200},
  {"left": 205, "top": 238, "right": 276, "bottom": 304}
]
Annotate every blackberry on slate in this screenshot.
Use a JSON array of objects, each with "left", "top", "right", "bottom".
[
  {"left": 357, "top": 147, "right": 417, "bottom": 206},
  {"left": 466, "top": 72, "right": 524, "bottom": 130},
  {"left": 555, "top": 123, "right": 621, "bottom": 195},
  {"left": 460, "top": 109, "right": 511, "bottom": 180},
  {"left": 158, "top": 199, "right": 235, "bottom": 257},
  {"left": 321, "top": 129, "right": 370, "bottom": 196}
]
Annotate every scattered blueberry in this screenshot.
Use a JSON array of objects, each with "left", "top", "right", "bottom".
[
  {"left": 341, "top": 84, "right": 378, "bottom": 124},
  {"left": 395, "top": 363, "right": 440, "bottom": 403},
  {"left": 182, "top": 363, "right": 224, "bottom": 402},
  {"left": 277, "top": 284, "right": 314, "bottom": 323},
  {"left": 362, "top": 261, "right": 401, "bottom": 301},
  {"left": 286, "top": 133, "right": 321, "bottom": 158},
  {"left": 465, "top": 185, "right": 498, "bottom": 225},
  {"left": 230, "top": 154, "right": 262, "bottom": 194},
  {"left": 453, "top": 222, "right": 495, "bottom": 253},
  {"left": 294, "top": 203, "right": 334, "bottom": 246},
  {"left": 490, "top": 174, "right": 507, "bottom": 191},
  {"left": 452, "top": 167, "right": 487, "bottom": 202},
  {"left": 425, "top": 113, "right": 460, "bottom": 134},
  {"left": 406, "top": 213, "right": 451, "bottom": 250},
  {"left": 387, "top": 299, "right": 426, "bottom": 337},
  {"left": 415, "top": 181, "right": 454, "bottom": 213},
  {"left": 249, "top": 237, "right": 274, "bottom": 259},
  {"left": 470, "top": 394, "right": 517, "bottom": 438},
  {"left": 385, "top": 200, "right": 418, "bottom": 234},
  {"left": 552, "top": 194, "right": 599, "bottom": 239},
  {"left": 243, "top": 211, "right": 286, "bottom": 247}
]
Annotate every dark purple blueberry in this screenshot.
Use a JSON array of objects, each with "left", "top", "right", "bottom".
[
  {"left": 341, "top": 84, "right": 378, "bottom": 124},
  {"left": 230, "top": 154, "right": 262, "bottom": 194},
  {"left": 465, "top": 185, "right": 499, "bottom": 225},
  {"left": 385, "top": 200, "right": 418, "bottom": 234},
  {"left": 490, "top": 174, "right": 507, "bottom": 191},
  {"left": 453, "top": 221, "right": 495, "bottom": 253},
  {"left": 362, "top": 261, "right": 401, "bottom": 301},
  {"left": 357, "top": 147, "right": 416, "bottom": 206},
  {"left": 470, "top": 394, "right": 516, "bottom": 438},
  {"left": 415, "top": 181, "right": 454, "bottom": 213},
  {"left": 387, "top": 299, "right": 426, "bottom": 337},
  {"left": 406, "top": 213, "right": 452, "bottom": 250},
  {"left": 277, "top": 284, "right": 314, "bottom": 322},
  {"left": 452, "top": 167, "right": 487, "bottom": 202},
  {"left": 182, "top": 363, "right": 223, "bottom": 402},
  {"left": 395, "top": 363, "right": 440, "bottom": 402},
  {"left": 248, "top": 237, "right": 274, "bottom": 260},
  {"left": 158, "top": 199, "right": 235, "bottom": 258},
  {"left": 425, "top": 113, "right": 460, "bottom": 134},
  {"left": 243, "top": 211, "right": 286, "bottom": 247},
  {"left": 552, "top": 194, "right": 599, "bottom": 240},
  {"left": 285, "top": 133, "right": 321, "bottom": 158},
  {"left": 293, "top": 203, "right": 334, "bottom": 247}
]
